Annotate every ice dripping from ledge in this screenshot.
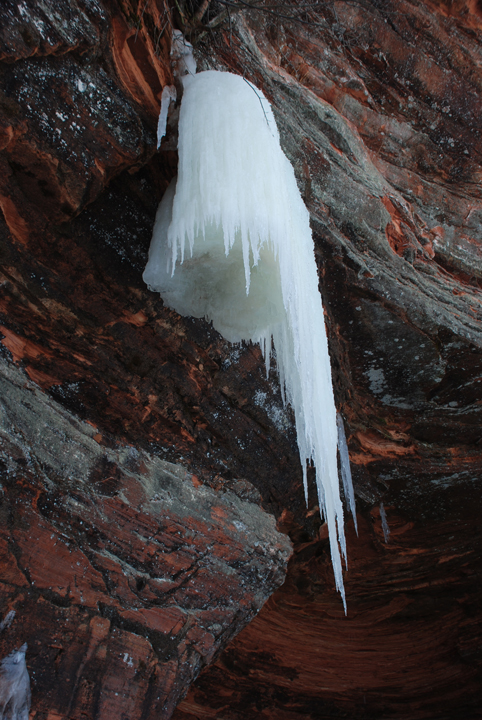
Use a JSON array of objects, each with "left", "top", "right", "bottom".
[
  {"left": 380, "top": 502, "right": 390, "bottom": 544},
  {"left": 337, "top": 413, "right": 358, "bottom": 535},
  {"left": 144, "top": 69, "right": 348, "bottom": 609}
]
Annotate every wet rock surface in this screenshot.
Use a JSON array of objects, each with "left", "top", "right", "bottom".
[{"left": 0, "top": 1, "right": 481, "bottom": 718}]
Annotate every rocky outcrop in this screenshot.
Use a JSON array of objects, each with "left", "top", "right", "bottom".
[
  {"left": 1, "top": 1, "right": 482, "bottom": 718},
  {"left": 172, "top": 4, "right": 482, "bottom": 718},
  {"left": 0, "top": 357, "right": 291, "bottom": 719},
  {"left": 0, "top": 1, "right": 294, "bottom": 716}
]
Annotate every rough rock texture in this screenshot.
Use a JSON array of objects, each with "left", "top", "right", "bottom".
[
  {"left": 0, "top": 357, "right": 291, "bottom": 719},
  {"left": 0, "top": 1, "right": 294, "bottom": 717},
  {"left": 1, "top": 0, "right": 482, "bottom": 719}
]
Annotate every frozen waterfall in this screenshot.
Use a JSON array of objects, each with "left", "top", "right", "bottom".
[{"left": 144, "top": 67, "right": 353, "bottom": 609}]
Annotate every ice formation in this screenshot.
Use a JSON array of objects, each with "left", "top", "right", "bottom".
[
  {"left": 157, "top": 85, "right": 176, "bottom": 148},
  {"left": 144, "top": 66, "right": 350, "bottom": 607},
  {"left": 157, "top": 31, "right": 195, "bottom": 148},
  {"left": 380, "top": 502, "right": 390, "bottom": 543},
  {"left": 0, "top": 643, "right": 30, "bottom": 720},
  {"left": 0, "top": 611, "right": 15, "bottom": 634},
  {"left": 337, "top": 413, "right": 358, "bottom": 534}
]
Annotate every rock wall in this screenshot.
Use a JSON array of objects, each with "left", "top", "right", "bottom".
[
  {"left": 0, "top": 357, "right": 290, "bottom": 718},
  {"left": 0, "top": 1, "right": 481, "bottom": 718},
  {"left": 0, "top": 1, "right": 294, "bottom": 717}
]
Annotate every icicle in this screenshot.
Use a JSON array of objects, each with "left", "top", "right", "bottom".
[
  {"left": 336, "top": 413, "right": 358, "bottom": 534},
  {"left": 143, "top": 69, "right": 349, "bottom": 610},
  {"left": 156, "top": 29, "right": 194, "bottom": 150},
  {"left": 0, "top": 611, "right": 15, "bottom": 633},
  {"left": 380, "top": 502, "right": 390, "bottom": 543},
  {"left": 157, "top": 85, "right": 177, "bottom": 148}
]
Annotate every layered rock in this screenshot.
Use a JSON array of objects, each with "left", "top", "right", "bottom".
[
  {"left": 0, "top": 0, "right": 482, "bottom": 718},
  {"left": 0, "top": 357, "right": 291, "bottom": 718},
  {"left": 0, "top": 1, "right": 294, "bottom": 716}
]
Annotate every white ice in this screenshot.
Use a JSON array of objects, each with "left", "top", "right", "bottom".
[
  {"left": 337, "top": 413, "right": 357, "bottom": 534},
  {"left": 157, "top": 85, "right": 176, "bottom": 148},
  {"left": 0, "top": 612, "right": 15, "bottom": 633},
  {"left": 144, "top": 69, "right": 349, "bottom": 609},
  {"left": 380, "top": 502, "right": 390, "bottom": 543},
  {"left": 0, "top": 643, "right": 30, "bottom": 720}
]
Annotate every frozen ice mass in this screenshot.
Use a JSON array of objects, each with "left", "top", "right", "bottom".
[{"left": 144, "top": 64, "right": 354, "bottom": 609}]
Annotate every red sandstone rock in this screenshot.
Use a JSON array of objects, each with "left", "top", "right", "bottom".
[
  {"left": 0, "top": 1, "right": 482, "bottom": 718},
  {"left": 0, "top": 360, "right": 291, "bottom": 718}
]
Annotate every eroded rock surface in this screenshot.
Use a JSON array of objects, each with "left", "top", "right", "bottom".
[{"left": 0, "top": 358, "right": 291, "bottom": 718}]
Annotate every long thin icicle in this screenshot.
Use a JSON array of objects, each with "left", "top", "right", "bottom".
[
  {"left": 380, "top": 502, "right": 390, "bottom": 543},
  {"left": 336, "top": 413, "right": 358, "bottom": 534},
  {"left": 144, "top": 70, "right": 349, "bottom": 610},
  {"left": 157, "top": 85, "right": 176, "bottom": 148}
]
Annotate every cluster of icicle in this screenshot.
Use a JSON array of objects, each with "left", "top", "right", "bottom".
[{"left": 144, "top": 32, "right": 356, "bottom": 610}]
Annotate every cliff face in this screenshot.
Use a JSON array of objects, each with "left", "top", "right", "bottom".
[
  {"left": 0, "top": 1, "right": 481, "bottom": 719},
  {"left": 0, "top": 2, "right": 293, "bottom": 717}
]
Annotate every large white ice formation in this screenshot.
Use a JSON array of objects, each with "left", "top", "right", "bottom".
[{"left": 144, "top": 65, "right": 353, "bottom": 608}]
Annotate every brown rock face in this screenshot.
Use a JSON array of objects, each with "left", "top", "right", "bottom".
[
  {"left": 0, "top": 358, "right": 291, "bottom": 719},
  {"left": 1, "top": 1, "right": 482, "bottom": 719}
]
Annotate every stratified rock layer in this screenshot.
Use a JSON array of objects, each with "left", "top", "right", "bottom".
[
  {"left": 173, "top": 4, "right": 482, "bottom": 718},
  {"left": 0, "top": 0, "right": 482, "bottom": 718},
  {"left": 0, "top": 357, "right": 291, "bottom": 719}
]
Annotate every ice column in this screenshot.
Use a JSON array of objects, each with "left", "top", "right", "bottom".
[{"left": 144, "top": 68, "right": 351, "bottom": 608}]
